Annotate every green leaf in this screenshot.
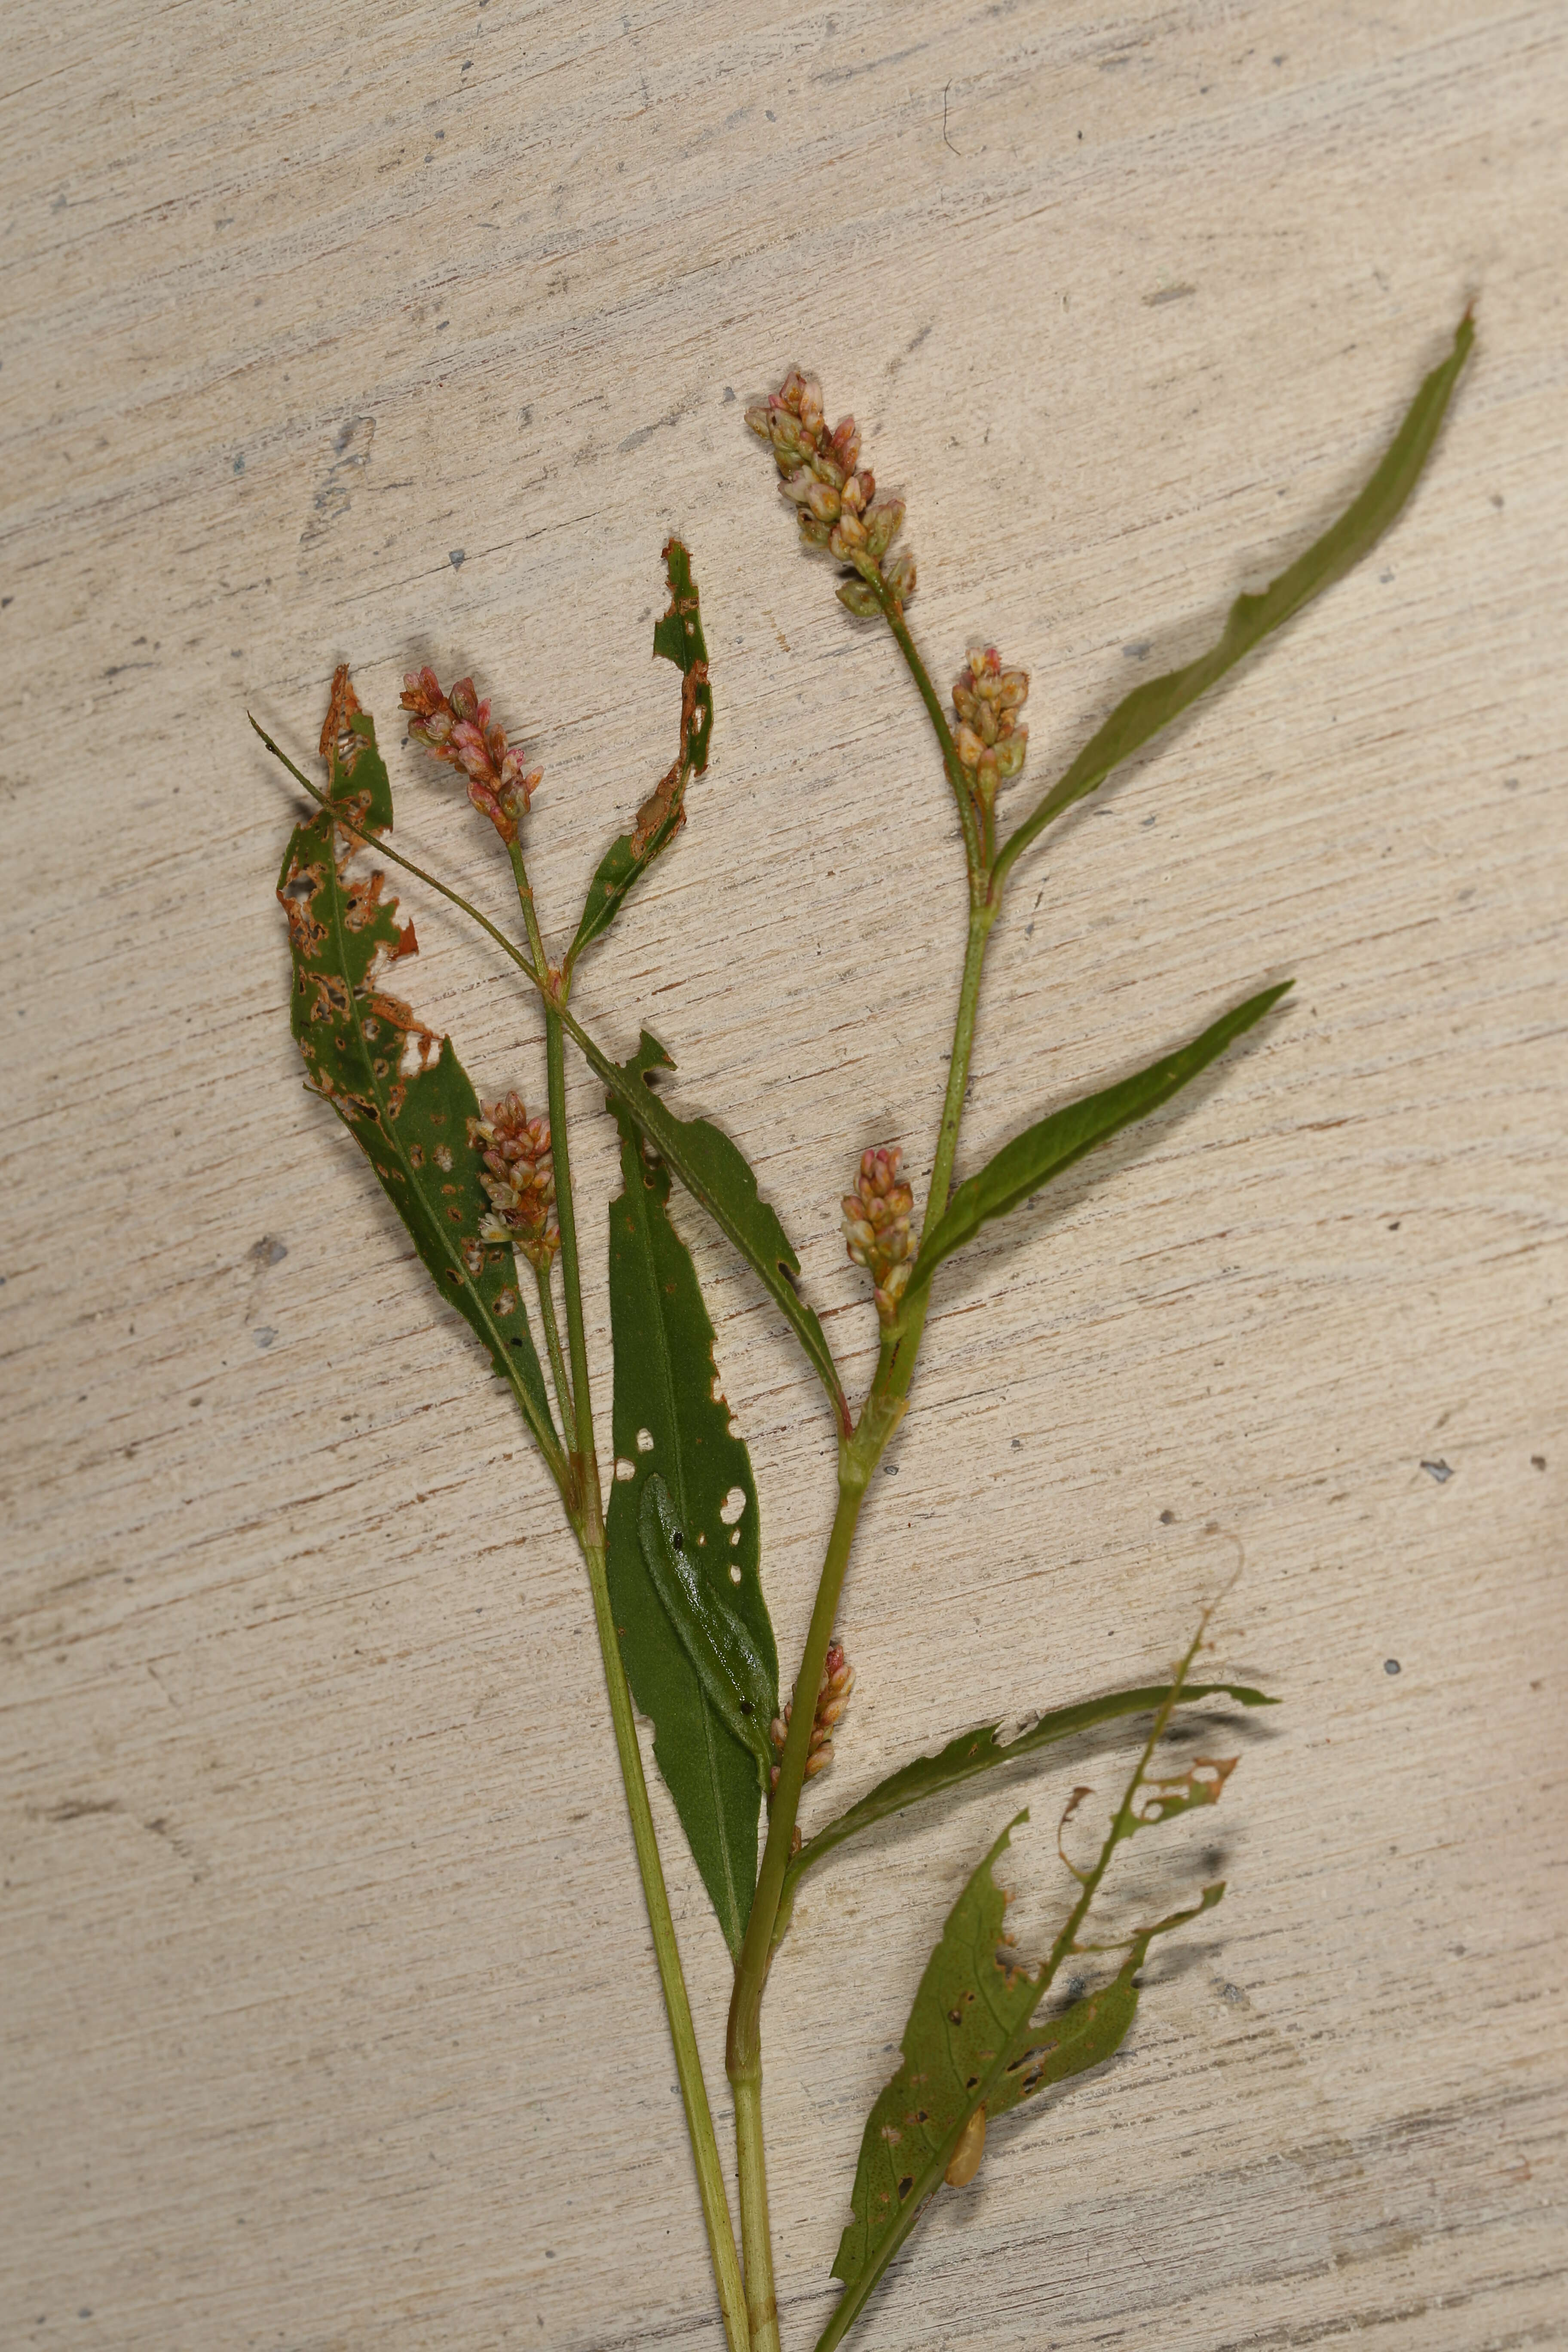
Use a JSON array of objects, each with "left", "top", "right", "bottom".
[
  {"left": 988, "top": 1884, "right": 1224, "bottom": 2122},
  {"left": 992, "top": 310, "right": 1474, "bottom": 890},
  {"left": 905, "top": 982, "right": 1290, "bottom": 1299},
  {"left": 605, "top": 1121, "right": 778, "bottom": 1953},
  {"left": 639, "top": 1474, "right": 777, "bottom": 1780},
  {"left": 568, "top": 538, "right": 713, "bottom": 968},
  {"left": 562, "top": 1022, "right": 847, "bottom": 1428},
  {"left": 275, "top": 683, "right": 563, "bottom": 1487},
  {"left": 781, "top": 1678, "right": 1273, "bottom": 1919}
]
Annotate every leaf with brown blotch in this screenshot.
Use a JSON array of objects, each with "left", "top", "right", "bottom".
[
  {"left": 568, "top": 539, "right": 713, "bottom": 968},
  {"left": 276, "top": 678, "right": 565, "bottom": 1492}
]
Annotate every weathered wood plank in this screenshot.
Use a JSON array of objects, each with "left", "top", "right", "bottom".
[{"left": 2, "top": 3, "right": 1564, "bottom": 2347}]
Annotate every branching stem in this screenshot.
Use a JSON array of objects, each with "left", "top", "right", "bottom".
[{"left": 726, "top": 678, "right": 1003, "bottom": 2347}]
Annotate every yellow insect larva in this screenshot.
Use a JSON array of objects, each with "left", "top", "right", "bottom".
[{"left": 945, "top": 2105, "right": 986, "bottom": 2188}]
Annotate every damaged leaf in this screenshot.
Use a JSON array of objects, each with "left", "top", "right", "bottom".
[
  {"left": 819, "top": 1623, "right": 1243, "bottom": 2351},
  {"left": 905, "top": 983, "right": 1290, "bottom": 1300},
  {"left": 992, "top": 312, "right": 1474, "bottom": 888},
  {"left": 988, "top": 1884, "right": 1225, "bottom": 2123},
  {"left": 569, "top": 538, "right": 713, "bottom": 968},
  {"left": 606, "top": 1120, "right": 778, "bottom": 1953},
  {"left": 780, "top": 1677, "right": 1271, "bottom": 1925},
  {"left": 639, "top": 1476, "right": 778, "bottom": 1784},
  {"left": 276, "top": 678, "right": 564, "bottom": 1489},
  {"left": 827, "top": 1816, "right": 1048, "bottom": 2335}
]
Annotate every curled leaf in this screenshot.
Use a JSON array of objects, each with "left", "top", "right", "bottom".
[
  {"left": 568, "top": 539, "right": 713, "bottom": 967},
  {"left": 558, "top": 1020, "right": 846, "bottom": 1428},
  {"left": 639, "top": 1474, "right": 777, "bottom": 1783},
  {"left": 778, "top": 1676, "right": 1272, "bottom": 1929}
]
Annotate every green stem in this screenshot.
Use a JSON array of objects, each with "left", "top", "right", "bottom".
[
  {"left": 726, "top": 654, "right": 1003, "bottom": 2343},
  {"left": 734, "top": 2073, "right": 778, "bottom": 2352},
  {"left": 534, "top": 1262, "right": 574, "bottom": 1442},
  {"left": 877, "top": 593, "right": 983, "bottom": 882},
  {"left": 584, "top": 1534, "right": 753, "bottom": 2352}
]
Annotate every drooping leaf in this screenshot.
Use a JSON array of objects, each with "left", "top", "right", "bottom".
[
  {"left": 780, "top": 1678, "right": 1272, "bottom": 1921},
  {"left": 564, "top": 1022, "right": 846, "bottom": 1427},
  {"left": 605, "top": 1121, "right": 778, "bottom": 1953},
  {"left": 275, "top": 674, "right": 564, "bottom": 1488},
  {"left": 904, "top": 983, "right": 1290, "bottom": 1299},
  {"left": 568, "top": 538, "right": 713, "bottom": 968},
  {"left": 988, "top": 1883, "right": 1224, "bottom": 2123},
  {"left": 992, "top": 310, "right": 1473, "bottom": 889}
]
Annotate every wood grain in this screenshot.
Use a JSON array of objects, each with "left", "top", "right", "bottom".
[{"left": 2, "top": 3, "right": 1565, "bottom": 2347}]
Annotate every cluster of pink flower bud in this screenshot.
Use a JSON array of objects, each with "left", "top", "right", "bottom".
[
  {"left": 770, "top": 1640, "right": 855, "bottom": 1790},
  {"left": 400, "top": 668, "right": 541, "bottom": 847},
  {"left": 842, "top": 1145, "right": 917, "bottom": 1324},
  {"left": 952, "top": 647, "right": 1029, "bottom": 812},
  {"left": 471, "top": 1093, "right": 559, "bottom": 1268},
  {"left": 744, "top": 371, "right": 916, "bottom": 614}
]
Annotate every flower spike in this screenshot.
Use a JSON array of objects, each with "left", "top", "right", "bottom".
[
  {"left": 400, "top": 668, "right": 542, "bottom": 846},
  {"left": 745, "top": 372, "right": 916, "bottom": 614},
  {"left": 842, "top": 1145, "right": 918, "bottom": 1324},
  {"left": 470, "top": 1092, "right": 559, "bottom": 1268}
]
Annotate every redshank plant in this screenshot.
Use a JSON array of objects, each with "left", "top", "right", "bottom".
[{"left": 256, "top": 312, "right": 1471, "bottom": 2351}]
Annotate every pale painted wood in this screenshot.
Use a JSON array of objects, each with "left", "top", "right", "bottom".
[{"left": 2, "top": 3, "right": 1565, "bottom": 2347}]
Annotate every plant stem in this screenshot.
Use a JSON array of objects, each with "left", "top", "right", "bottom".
[
  {"left": 506, "top": 838, "right": 748, "bottom": 2346},
  {"left": 534, "top": 1263, "right": 574, "bottom": 1442},
  {"left": 726, "top": 687, "right": 1003, "bottom": 2344},
  {"left": 875, "top": 595, "right": 982, "bottom": 881},
  {"left": 583, "top": 1534, "right": 753, "bottom": 2352},
  {"left": 734, "top": 2072, "right": 778, "bottom": 2352}
]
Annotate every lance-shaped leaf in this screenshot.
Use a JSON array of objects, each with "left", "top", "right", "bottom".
[
  {"left": 564, "top": 1022, "right": 847, "bottom": 1427},
  {"left": 778, "top": 1677, "right": 1272, "bottom": 1927},
  {"left": 989, "top": 1883, "right": 1224, "bottom": 2123},
  {"left": 275, "top": 673, "right": 564, "bottom": 1488},
  {"left": 904, "top": 982, "right": 1289, "bottom": 1299},
  {"left": 992, "top": 310, "right": 1473, "bottom": 891},
  {"left": 568, "top": 538, "right": 713, "bottom": 969},
  {"left": 605, "top": 1119, "right": 778, "bottom": 1953}
]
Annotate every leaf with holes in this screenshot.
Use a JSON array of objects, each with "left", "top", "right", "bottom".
[
  {"left": 605, "top": 1119, "right": 778, "bottom": 1953},
  {"left": 778, "top": 1677, "right": 1272, "bottom": 1929},
  {"left": 993, "top": 310, "right": 1473, "bottom": 887},
  {"left": 275, "top": 671, "right": 564, "bottom": 1490},
  {"left": 989, "top": 1884, "right": 1223, "bottom": 2124},
  {"left": 904, "top": 983, "right": 1290, "bottom": 1300},
  {"left": 818, "top": 1615, "right": 1244, "bottom": 2351},
  {"left": 827, "top": 1816, "right": 1048, "bottom": 2328},
  {"left": 568, "top": 538, "right": 713, "bottom": 970}
]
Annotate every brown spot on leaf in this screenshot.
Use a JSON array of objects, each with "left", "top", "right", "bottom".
[{"left": 320, "top": 664, "right": 364, "bottom": 775}]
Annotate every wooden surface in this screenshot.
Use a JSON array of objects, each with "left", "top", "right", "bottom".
[{"left": 3, "top": 4, "right": 1565, "bottom": 2347}]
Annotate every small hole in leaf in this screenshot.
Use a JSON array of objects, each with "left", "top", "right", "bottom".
[
  {"left": 720, "top": 1486, "right": 747, "bottom": 1525},
  {"left": 614, "top": 1458, "right": 636, "bottom": 1481},
  {"left": 636, "top": 1428, "right": 655, "bottom": 1452},
  {"left": 729, "top": 1564, "right": 742, "bottom": 1584}
]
